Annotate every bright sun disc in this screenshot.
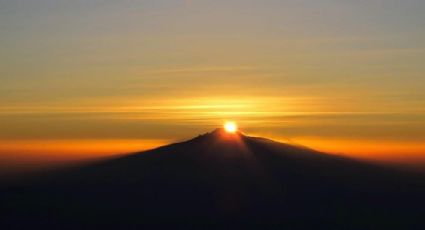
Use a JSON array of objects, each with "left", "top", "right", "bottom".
[{"left": 224, "top": 122, "right": 238, "bottom": 133}]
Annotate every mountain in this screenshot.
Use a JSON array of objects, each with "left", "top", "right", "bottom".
[{"left": 1, "top": 129, "right": 424, "bottom": 229}]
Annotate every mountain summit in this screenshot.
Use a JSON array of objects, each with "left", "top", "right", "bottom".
[{"left": 1, "top": 129, "right": 424, "bottom": 229}]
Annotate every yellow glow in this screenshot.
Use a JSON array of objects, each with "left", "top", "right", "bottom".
[{"left": 224, "top": 121, "right": 238, "bottom": 133}]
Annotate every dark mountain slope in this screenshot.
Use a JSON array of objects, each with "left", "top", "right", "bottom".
[{"left": 1, "top": 129, "right": 424, "bottom": 229}]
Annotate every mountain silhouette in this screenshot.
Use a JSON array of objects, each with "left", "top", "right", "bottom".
[{"left": 1, "top": 129, "right": 424, "bottom": 229}]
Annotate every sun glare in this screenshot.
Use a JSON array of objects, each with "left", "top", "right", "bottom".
[{"left": 224, "top": 122, "right": 238, "bottom": 133}]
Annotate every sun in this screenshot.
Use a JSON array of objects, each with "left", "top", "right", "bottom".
[{"left": 224, "top": 121, "right": 238, "bottom": 133}]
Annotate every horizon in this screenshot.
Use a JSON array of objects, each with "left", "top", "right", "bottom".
[
  {"left": 1, "top": 0, "right": 425, "bottom": 174},
  {"left": 1, "top": 126, "right": 424, "bottom": 175}
]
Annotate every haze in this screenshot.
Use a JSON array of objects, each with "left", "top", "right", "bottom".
[{"left": 1, "top": 0, "right": 425, "bottom": 173}]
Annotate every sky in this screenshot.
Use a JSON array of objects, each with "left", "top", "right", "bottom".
[{"left": 1, "top": 0, "right": 425, "bottom": 172}]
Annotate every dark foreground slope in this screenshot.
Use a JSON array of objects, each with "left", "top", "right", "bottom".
[{"left": 1, "top": 129, "right": 424, "bottom": 229}]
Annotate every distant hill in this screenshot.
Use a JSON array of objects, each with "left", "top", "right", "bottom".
[{"left": 1, "top": 129, "right": 424, "bottom": 229}]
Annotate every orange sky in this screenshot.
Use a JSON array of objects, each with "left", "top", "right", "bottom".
[
  {"left": 1, "top": 134, "right": 425, "bottom": 175},
  {"left": 1, "top": 0, "right": 425, "bottom": 174}
]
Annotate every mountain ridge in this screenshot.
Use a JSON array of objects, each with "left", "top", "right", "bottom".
[{"left": 1, "top": 129, "right": 424, "bottom": 229}]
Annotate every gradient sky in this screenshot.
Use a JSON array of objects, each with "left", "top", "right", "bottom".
[{"left": 1, "top": 0, "right": 425, "bottom": 171}]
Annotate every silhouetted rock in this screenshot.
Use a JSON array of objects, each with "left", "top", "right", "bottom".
[{"left": 1, "top": 129, "right": 424, "bottom": 229}]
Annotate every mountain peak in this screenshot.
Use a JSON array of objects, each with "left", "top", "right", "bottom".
[
  {"left": 3, "top": 128, "right": 424, "bottom": 229},
  {"left": 189, "top": 128, "right": 245, "bottom": 144},
  {"left": 210, "top": 127, "right": 243, "bottom": 136}
]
